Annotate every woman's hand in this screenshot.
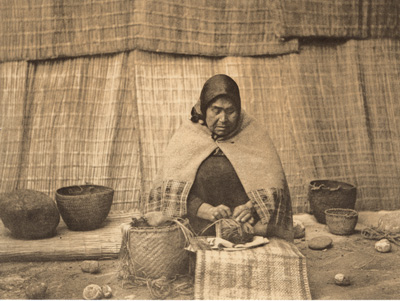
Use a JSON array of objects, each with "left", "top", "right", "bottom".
[
  {"left": 253, "top": 221, "right": 268, "bottom": 237},
  {"left": 197, "top": 203, "right": 231, "bottom": 222},
  {"left": 233, "top": 200, "right": 254, "bottom": 223}
]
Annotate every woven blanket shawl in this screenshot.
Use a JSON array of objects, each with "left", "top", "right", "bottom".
[
  {"left": 194, "top": 237, "right": 311, "bottom": 300},
  {"left": 145, "top": 111, "right": 293, "bottom": 240}
]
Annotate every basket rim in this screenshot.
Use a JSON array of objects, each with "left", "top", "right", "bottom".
[
  {"left": 309, "top": 179, "right": 356, "bottom": 190},
  {"left": 128, "top": 219, "right": 189, "bottom": 233},
  {"left": 55, "top": 185, "right": 114, "bottom": 197},
  {"left": 325, "top": 208, "right": 358, "bottom": 217}
]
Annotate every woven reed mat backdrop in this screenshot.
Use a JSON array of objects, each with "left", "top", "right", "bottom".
[
  {"left": 2, "top": 0, "right": 399, "bottom": 62},
  {"left": 1, "top": 39, "right": 400, "bottom": 215},
  {"left": 281, "top": 0, "right": 400, "bottom": 38},
  {"left": 0, "top": 0, "right": 298, "bottom": 61}
]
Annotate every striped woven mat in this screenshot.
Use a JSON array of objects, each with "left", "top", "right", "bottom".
[
  {"left": 194, "top": 237, "right": 311, "bottom": 300},
  {"left": 0, "top": 212, "right": 133, "bottom": 262}
]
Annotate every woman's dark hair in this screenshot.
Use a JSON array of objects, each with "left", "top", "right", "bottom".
[{"left": 199, "top": 74, "right": 241, "bottom": 116}]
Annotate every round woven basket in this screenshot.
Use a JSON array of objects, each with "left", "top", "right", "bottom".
[
  {"left": 126, "top": 219, "right": 190, "bottom": 279},
  {"left": 325, "top": 208, "right": 358, "bottom": 235},
  {"left": 308, "top": 180, "right": 357, "bottom": 224},
  {"left": 55, "top": 185, "right": 114, "bottom": 231}
]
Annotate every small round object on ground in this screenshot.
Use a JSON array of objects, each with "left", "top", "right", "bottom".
[
  {"left": 334, "top": 273, "right": 351, "bottom": 286},
  {"left": 25, "top": 282, "right": 47, "bottom": 299},
  {"left": 101, "top": 285, "right": 112, "bottom": 298},
  {"left": 293, "top": 220, "right": 306, "bottom": 239},
  {"left": 375, "top": 239, "right": 391, "bottom": 253},
  {"left": 83, "top": 284, "right": 103, "bottom": 300},
  {"left": 308, "top": 235, "right": 333, "bottom": 250},
  {"left": 81, "top": 260, "right": 100, "bottom": 274}
]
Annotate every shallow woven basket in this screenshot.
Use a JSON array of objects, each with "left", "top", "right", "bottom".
[
  {"left": 55, "top": 185, "right": 114, "bottom": 231},
  {"left": 325, "top": 208, "right": 358, "bottom": 235},
  {"left": 126, "top": 219, "right": 190, "bottom": 279}
]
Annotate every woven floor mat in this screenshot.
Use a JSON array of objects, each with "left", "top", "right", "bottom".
[
  {"left": 0, "top": 212, "right": 133, "bottom": 262},
  {"left": 194, "top": 237, "right": 311, "bottom": 300}
]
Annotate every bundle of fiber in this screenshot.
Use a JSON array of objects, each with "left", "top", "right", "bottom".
[
  {"left": 0, "top": 0, "right": 298, "bottom": 62},
  {"left": 194, "top": 237, "right": 311, "bottom": 300},
  {"left": 281, "top": 0, "right": 400, "bottom": 39}
]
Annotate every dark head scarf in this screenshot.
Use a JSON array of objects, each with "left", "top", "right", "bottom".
[{"left": 191, "top": 74, "right": 241, "bottom": 123}]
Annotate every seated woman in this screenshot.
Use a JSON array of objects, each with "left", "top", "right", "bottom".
[{"left": 145, "top": 74, "right": 293, "bottom": 241}]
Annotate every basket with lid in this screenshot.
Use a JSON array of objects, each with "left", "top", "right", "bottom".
[{"left": 55, "top": 185, "right": 114, "bottom": 231}]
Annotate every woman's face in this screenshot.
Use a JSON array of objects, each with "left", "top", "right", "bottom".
[{"left": 205, "top": 96, "right": 240, "bottom": 137}]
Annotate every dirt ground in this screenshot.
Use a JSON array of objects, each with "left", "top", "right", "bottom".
[{"left": 1, "top": 211, "right": 399, "bottom": 300}]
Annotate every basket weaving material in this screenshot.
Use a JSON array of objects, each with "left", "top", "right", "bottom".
[
  {"left": 55, "top": 185, "right": 114, "bottom": 231},
  {"left": 121, "top": 219, "right": 190, "bottom": 279}
]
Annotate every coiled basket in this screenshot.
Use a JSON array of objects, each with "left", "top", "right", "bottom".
[{"left": 55, "top": 185, "right": 114, "bottom": 231}]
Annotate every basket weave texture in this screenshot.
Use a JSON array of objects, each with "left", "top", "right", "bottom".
[
  {"left": 126, "top": 220, "right": 189, "bottom": 279},
  {"left": 55, "top": 185, "right": 114, "bottom": 231},
  {"left": 308, "top": 180, "right": 357, "bottom": 224},
  {"left": 194, "top": 237, "right": 312, "bottom": 300},
  {"left": 325, "top": 208, "right": 358, "bottom": 235}
]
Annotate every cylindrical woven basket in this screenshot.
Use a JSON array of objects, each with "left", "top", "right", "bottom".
[
  {"left": 55, "top": 185, "right": 114, "bottom": 231},
  {"left": 126, "top": 219, "right": 190, "bottom": 279},
  {"left": 308, "top": 180, "right": 357, "bottom": 224},
  {"left": 325, "top": 208, "right": 358, "bottom": 235}
]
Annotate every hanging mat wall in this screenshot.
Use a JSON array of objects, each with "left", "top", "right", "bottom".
[
  {"left": 0, "top": 0, "right": 298, "bottom": 62},
  {"left": 1, "top": 40, "right": 400, "bottom": 213}
]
